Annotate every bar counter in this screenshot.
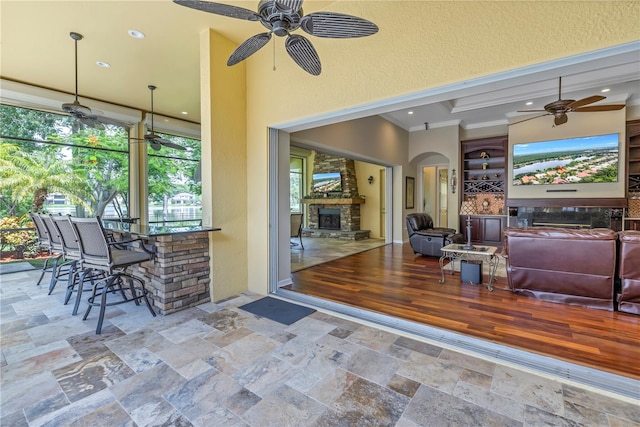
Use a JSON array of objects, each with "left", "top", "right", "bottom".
[{"left": 104, "top": 222, "right": 221, "bottom": 315}]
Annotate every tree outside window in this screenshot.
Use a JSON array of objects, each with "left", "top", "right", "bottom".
[
  {"left": 146, "top": 132, "right": 201, "bottom": 225},
  {"left": 290, "top": 156, "right": 304, "bottom": 213},
  {"left": 0, "top": 104, "right": 129, "bottom": 219}
]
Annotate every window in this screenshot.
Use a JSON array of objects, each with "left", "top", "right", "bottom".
[
  {"left": 290, "top": 156, "right": 304, "bottom": 213},
  {"left": 146, "top": 131, "right": 201, "bottom": 225},
  {"left": 0, "top": 104, "right": 129, "bottom": 219}
]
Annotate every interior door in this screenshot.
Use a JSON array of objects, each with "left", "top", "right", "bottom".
[
  {"left": 379, "top": 169, "right": 386, "bottom": 238},
  {"left": 438, "top": 168, "right": 449, "bottom": 227}
]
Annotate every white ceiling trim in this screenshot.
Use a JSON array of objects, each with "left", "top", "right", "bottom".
[
  {"left": 0, "top": 79, "right": 141, "bottom": 125},
  {"left": 275, "top": 41, "right": 640, "bottom": 133}
]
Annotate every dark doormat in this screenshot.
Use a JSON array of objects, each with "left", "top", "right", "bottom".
[
  {"left": 0, "top": 262, "right": 35, "bottom": 275},
  {"left": 239, "top": 297, "right": 316, "bottom": 325}
]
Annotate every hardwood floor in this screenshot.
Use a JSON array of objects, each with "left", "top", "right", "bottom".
[{"left": 286, "top": 243, "right": 640, "bottom": 380}]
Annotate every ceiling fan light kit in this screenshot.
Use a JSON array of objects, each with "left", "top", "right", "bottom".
[
  {"left": 173, "top": 0, "right": 378, "bottom": 75},
  {"left": 511, "top": 76, "right": 625, "bottom": 127}
]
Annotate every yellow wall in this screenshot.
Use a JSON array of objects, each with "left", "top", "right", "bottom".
[
  {"left": 205, "top": 1, "right": 640, "bottom": 295},
  {"left": 200, "top": 29, "right": 248, "bottom": 302},
  {"left": 355, "top": 161, "right": 385, "bottom": 239}
]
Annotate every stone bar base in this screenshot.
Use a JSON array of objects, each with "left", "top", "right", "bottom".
[
  {"left": 302, "top": 228, "right": 370, "bottom": 240},
  {"left": 131, "top": 231, "right": 211, "bottom": 315}
]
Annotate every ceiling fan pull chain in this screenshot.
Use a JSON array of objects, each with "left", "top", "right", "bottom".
[{"left": 273, "top": 37, "right": 277, "bottom": 71}]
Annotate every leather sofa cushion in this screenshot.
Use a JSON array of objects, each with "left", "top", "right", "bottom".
[
  {"left": 504, "top": 227, "right": 616, "bottom": 276},
  {"left": 504, "top": 227, "right": 616, "bottom": 307},
  {"left": 407, "top": 214, "right": 433, "bottom": 233},
  {"left": 618, "top": 230, "right": 640, "bottom": 315},
  {"left": 414, "top": 229, "right": 449, "bottom": 238}
]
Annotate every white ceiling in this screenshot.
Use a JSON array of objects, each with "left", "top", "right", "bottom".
[{"left": 1, "top": 1, "right": 639, "bottom": 132}]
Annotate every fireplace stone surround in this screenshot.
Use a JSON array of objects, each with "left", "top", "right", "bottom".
[{"left": 302, "top": 152, "right": 370, "bottom": 240}]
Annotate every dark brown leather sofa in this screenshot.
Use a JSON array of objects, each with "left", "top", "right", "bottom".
[
  {"left": 618, "top": 230, "right": 640, "bottom": 315},
  {"left": 406, "top": 213, "right": 464, "bottom": 257},
  {"left": 503, "top": 227, "right": 617, "bottom": 311}
]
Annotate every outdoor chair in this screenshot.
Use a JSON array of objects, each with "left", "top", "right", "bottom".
[
  {"left": 29, "top": 212, "right": 56, "bottom": 287},
  {"left": 50, "top": 214, "right": 99, "bottom": 314},
  {"left": 69, "top": 215, "right": 156, "bottom": 334},
  {"left": 38, "top": 213, "right": 74, "bottom": 294},
  {"left": 290, "top": 213, "right": 304, "bottom": 249}
]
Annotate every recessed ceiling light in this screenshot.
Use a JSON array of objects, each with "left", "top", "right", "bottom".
[
  {"left": 525, "top": 101, "right": 533, "bottom": 106},
  {"left": 128, "top": 29, "right": 145, "bottom": 39},
  {"left": 601, "top": 88, "right": 610, "bottom": 93},
  {"left": 408, "top": 111, "right": 414, "bottom": 115},
  {"left": 96, "top": 61, "right": 111, "bottom": 68},
  {"left": 181, "top": 111, "right": 188, "bottom": 115}
]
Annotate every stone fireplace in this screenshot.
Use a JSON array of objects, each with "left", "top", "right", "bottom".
[{"left": 302, "top": 152, "right": 370, "bottom": 240}]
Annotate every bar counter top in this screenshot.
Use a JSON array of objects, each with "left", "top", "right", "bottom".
[{"left": 103, "top": 222, "right": 221, "bottom": 237}]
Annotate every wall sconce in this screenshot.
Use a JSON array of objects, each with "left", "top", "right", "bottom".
[
  {"left": 368, "top": 175, "right": 374, "bottom": 185},
  {"left": 450, "top": 169, "right": 457, "bottom": 194}
]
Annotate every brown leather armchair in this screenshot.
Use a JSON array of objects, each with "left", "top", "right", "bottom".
[
  {"left": 503, "top": 227, "right": 617, "bottom": 311},
  {"left": 406, "top": 213, "right": 464, "bottom": 257},
  {"left": 617, "top": 230, "right": 640, "bottom": 315}
]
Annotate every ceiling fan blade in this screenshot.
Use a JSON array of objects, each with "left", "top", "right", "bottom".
[
  {"left": 274, "top": 0, "right": 303, "bottom": 14},
  {"left": 554, "top": 114, "right": 568, "bottom": 126},
  {"left": 161, "top": 140, "right": 187, "bottom": 151},
  {"left": 516, "top": 109, "right": 547, "bottom": 113},
  {"left": 227, "top": 33, "right": 272, "bottom": 66},
  {"left": 508, "top": 113, "right": 550, "bottom": 126},
  {"left": 78, "top": 116, "right": 105, "bottom": 130},
  {"left": 573, "top": 104, "right": 626, "bottom": 112},
  {"left": 567, "top": 95, "right": 606, "bottom": 110},
  {"left": 300, "top": 12, "right": 379, "bottom": 38},
  {"left": 285, "top": 34, "right": 321, "bottom": 76},
  {"left": 172, "top": 0, "right": 259, "bottom": 21}
]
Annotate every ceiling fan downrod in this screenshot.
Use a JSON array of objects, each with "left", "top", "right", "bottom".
[{"left": 70, "top": 32, "right": 83, "bottom": 104}]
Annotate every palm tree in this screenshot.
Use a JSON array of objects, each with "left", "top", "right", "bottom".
[{"left": 0, "top": 142, "right": 91, "bottom": 212}]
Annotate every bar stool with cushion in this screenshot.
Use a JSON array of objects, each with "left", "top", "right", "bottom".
[
  {"left": 50, "top": 214, "right": 93, "bottom": 314},
  {"left": 69, "top": 215, "right": 156, "bottom": 334},
  {"left": 39, "top": 213, "right": 74, "bottom": 294},
  {"left": 29, "top": 212, "right": 56, "bottom": 286}
]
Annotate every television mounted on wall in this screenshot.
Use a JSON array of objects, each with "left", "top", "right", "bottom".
[
  {"left": 512, "top": 133, "right": 619, "bottom": 186},
  {"left": 312, "top": 172, "right": 342, "bottom": 193}
]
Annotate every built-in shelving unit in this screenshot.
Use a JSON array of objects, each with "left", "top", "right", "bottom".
[
  {"left": 462, "top": 136, "right": 507, "bottom": 195},
  {"left": 628, "top": 128, "right": 640, "bottom": 193},
  {"left": 625, "top": 119, "right": 640, "bottom": 230},
  {"left": 460, "top": 136, "right": 508, "bottom": 246}
]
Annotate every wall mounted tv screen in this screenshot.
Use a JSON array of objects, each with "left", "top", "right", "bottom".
[
  {"left": 312, "top": 172, "right": 342, "bottom": 193},
  {"left": 512, "top": 133, "right": 619, "bottom": 186}
]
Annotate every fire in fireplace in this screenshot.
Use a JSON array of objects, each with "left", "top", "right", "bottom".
[{"left": 318, "top": 208, "right": 341, "bottom": 230}]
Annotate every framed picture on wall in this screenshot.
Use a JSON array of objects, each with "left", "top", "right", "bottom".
[{"left": 405, "top": 176, "right": 415, "bottom": 209}]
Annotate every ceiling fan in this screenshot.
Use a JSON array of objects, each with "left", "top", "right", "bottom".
[
  {"left": 511, "top": 77, "right": 625, "bottom": 127},
  {"left": 130, "top": 85, "right": 186, "bottom": 151},
  {"left": 173, "top": 0, "right": 378, "bottom": 75},
  {"left": 62, "top": 32, "right": 118, "bottom": 131}
]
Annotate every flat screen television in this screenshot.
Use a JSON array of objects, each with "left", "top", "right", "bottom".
[
  {"left": 512, "top": 133, "right": 619, "bottom": 186},
  {"left": 312, "top": 172, "right": 342, "bottom": 193}
]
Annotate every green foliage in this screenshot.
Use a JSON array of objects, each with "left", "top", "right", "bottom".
[
  {"left": 0, "top": 215, "right": 36, "bottom": 255},
  {"left": 1, "top": 104, "right": 201, "bottom": 223}
]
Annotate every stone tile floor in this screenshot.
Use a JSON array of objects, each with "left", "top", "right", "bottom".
[{"left": 1, "top": 269, "right": 639, "bottom": 426}]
